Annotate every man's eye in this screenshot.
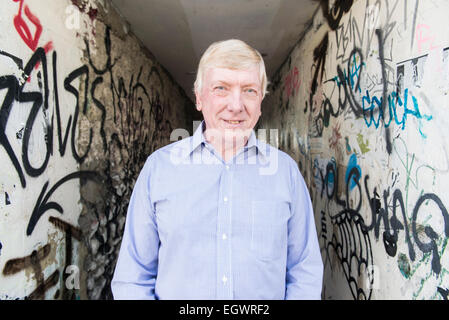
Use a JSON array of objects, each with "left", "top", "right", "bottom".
[
  {"left": 245, "top": 88, "right": 257, "bottom": 94},
  {"left": 215, "top": 86, "right": 225, "bottom": 90}
]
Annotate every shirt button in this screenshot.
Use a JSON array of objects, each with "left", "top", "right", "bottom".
[
  {"left": 222, "top": 276, "right": 228, "bottom": 284},
  {"left": 223, "top": 197, "right": 228, "bottom": 202},
  {"left": 222, "top": 233, "right": 227, "bottom": 240}
]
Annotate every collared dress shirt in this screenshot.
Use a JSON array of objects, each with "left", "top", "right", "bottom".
[{"left": 111, "top": 121, "right": 323, "bottom": 300}]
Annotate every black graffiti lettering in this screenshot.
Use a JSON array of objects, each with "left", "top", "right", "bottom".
[
  {"left": 375, "top": 29, "right": 393, "bottom": 154},
  {"left": 310, "top": 34, "right": 328, "bottom": 117},
  {"left": 49, "top": 216, "right": 82, "bottom": 300},
  {"left": 319, "top": 148, "right": 449, "bottom": 300},
  {"left": 321, "top": 0, "right": 354, "bottom": 31},
  {"left": 26, "top": 171, "right": 99, "bottom": 236},
  {"left": 437, "top": 287, "right": 448, "bottom": 300},
  {"left": 412, "top": 194, "right": 449, "bottom": 275},
  {"left": 0, "top": 23, "right": 173, "bottom": 300},
  {"left": 346, "top": 166, "right": 362, "bottom": 213},
  {"left": 85, "top": 26, "right": 114, "bottom": 76},
  {"left": 21, "top": 48, "right": 53, "bottom": 177},
  {"left": 327, "top": 208, "right": 373, "bottom": 300},
  {"left": 325, "top": 161, "right": 336, "bottom": 199},
  {"left": 52, "top": 51, "right": 72, "bottom": 157},
  {"left": 2, "top": 244, "right": 59, "bottom": 299},
  {"left": 0, "top": 50, "right": 24, "bottom": 70},
  {"left": 91, "top": 76, "right": 107, "bottom": 152},
  {"left": 64, "top": 65, "right": 91, "bottom": 164},
  {"left": 0, "top": 75, "right": 27, "bottom": 187}
]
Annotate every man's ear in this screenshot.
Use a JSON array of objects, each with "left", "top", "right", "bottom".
[{"left": 195, "top": 90, "right": 202, "bottom": 111}]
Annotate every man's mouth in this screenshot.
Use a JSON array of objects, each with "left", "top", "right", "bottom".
[{"left": 224, "top": 120, "right": 243, "bottom": 125}]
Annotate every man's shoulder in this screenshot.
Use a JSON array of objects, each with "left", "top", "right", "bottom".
[{"left": 145, "top": 136, "right": 194, "bottom": 164}]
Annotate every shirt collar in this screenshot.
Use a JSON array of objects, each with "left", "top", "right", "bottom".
[{"left": 187, "top": 120, "right": 267, "bottom": 159}]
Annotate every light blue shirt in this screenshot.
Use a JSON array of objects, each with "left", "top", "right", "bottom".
[{"left": 111, "top": 121, "right": 323, "bottom": 300}]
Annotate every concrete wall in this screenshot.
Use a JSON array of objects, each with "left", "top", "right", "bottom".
[
  {"left": 260, "top": 0, "right": 449, "bottom": 300},
  {"left": 0, "top": 0, "right": 196, "bottom": 299}
]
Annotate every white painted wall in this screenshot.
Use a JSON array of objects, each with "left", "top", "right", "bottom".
[{"left": 0, "top": 0, "right": 88, "bottom": 299}]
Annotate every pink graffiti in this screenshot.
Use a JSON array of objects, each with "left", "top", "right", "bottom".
[
  {"left": 416, "top": 24, "right": 438, "bottom": 54},
  {"left": 284, "top": 67, "right": 301, "bottom": 99}
]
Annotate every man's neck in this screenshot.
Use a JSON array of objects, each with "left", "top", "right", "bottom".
[{"left": 204, "top": 129, "right": 251, "bottom": 162}]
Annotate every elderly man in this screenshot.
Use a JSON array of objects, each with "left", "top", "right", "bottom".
[{"left": 111, "top": 39, "right": 323, "bottom": 300}]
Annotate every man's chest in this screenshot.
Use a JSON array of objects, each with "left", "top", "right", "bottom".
[{"left": 151, "top": 164, "right": 292, "bottom": 260}]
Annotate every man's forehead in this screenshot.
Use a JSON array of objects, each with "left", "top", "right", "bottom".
[{"left": 205, "top": 66, "right": 261, "bottom": 84}]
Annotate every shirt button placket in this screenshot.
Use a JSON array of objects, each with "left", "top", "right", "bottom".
[{"left": 217, "top": 165, "right": 232, "bottom": 299}]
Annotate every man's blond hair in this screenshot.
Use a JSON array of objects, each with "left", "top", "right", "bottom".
[{"left": 194, "top": 39, "right": 268, "bottom": 98}]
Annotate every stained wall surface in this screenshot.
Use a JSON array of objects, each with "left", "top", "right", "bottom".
[
  {"left": 0, "top": 0, "right": 196, "bottom": 299},
  {"left": 259, "top": 0, "right": 449, "bottom": 300}
]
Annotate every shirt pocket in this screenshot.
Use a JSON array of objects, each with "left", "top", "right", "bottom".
[{"left": 250, "top": 200, "right": 290, "bottom": 261}]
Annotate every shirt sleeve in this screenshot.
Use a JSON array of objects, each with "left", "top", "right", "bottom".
[
  {"left": 285, "top": 159, "right": 324, "bottom": 300},
  {"left": 111, "top": 156, "right": 159, "bottom": 299}
]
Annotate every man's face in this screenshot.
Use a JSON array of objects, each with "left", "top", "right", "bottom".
[{"left": 195, "top": 66, "right": 263, "bottom": 143}]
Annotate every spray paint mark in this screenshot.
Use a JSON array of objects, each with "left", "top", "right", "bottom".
[
  {"left": 345, "top": 153, "right": 361, "bottom": 191},
  {"left": 5, "top": 192, "right": 11, "bottom": 205},
  {"left": 357, "top": 134, "right": 371, "bottom": 154},
  {"left": 410, "top": 0, "right": 420, "bottom": 50},
  {"left": 87, "top": 7, "right": 98, "bottom": 22},
  {"left": 16, "top": 127, "right": 24, "bottom": 140},
  {"left": 438, "top": 287, "right": 448, "bottom": 300},
  {"left": 345, "top": 137, "right": 352, "bottom": 155},
  {"left": 398, "top": 253, "right": 411, "bottom": 279},
  {"left": 2, "top": 244, "right": 59, "bottom": 299}
]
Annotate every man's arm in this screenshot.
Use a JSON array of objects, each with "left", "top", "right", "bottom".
[
  {"left": 285, "top": 159, "right": 323, "bottom": 300},
  {"left": 111, "top": 157, "right": 159, "bottom": 299}
]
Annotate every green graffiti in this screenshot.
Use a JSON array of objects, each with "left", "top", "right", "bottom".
[
  {"left": 357, "top": 133, "right": 371, "bottom": 154},
  {"left": 398, "top": 253, "right": 411, "bottom": 279}
]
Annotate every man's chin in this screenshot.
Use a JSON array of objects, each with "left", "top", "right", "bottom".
[{"left": 204, "top": 126, "right": 253, "bottom": 145}]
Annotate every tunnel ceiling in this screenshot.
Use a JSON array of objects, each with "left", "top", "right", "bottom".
[{"left": 110, "top": 0, "right": 319, "bottom": 102}]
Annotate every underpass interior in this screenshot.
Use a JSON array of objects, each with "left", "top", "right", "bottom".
[{"left": 0, "top": 0, "right": 448, "bottom": 300}]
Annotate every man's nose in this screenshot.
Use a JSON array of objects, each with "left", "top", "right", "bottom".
[{"left": 226, "top": 90, "right": 244, "bottom": 113}]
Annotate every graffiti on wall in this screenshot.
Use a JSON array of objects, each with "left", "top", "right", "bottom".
[
  {"left": 262, "top": 0, "right": 449, "bottom": 300},
  {"left": 0, "top": 1, "right": 182, "bottom": 299}
]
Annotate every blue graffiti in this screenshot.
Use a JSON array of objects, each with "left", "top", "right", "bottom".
[
  {"left": 362, "top": 88, "right": 433, "bottom": 138},
  {"left": 326, "top": 159, "right": 336, "bottom": 191},
  {"left": 333, "top": 53, "right": 365, "bottom": 93},
  {"left": 345, "top": 153, "right": 361, "bottom": 191}
]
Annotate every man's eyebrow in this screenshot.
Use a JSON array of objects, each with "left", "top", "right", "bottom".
[
  {"left": 211, "top": 80, "right": 260, "bottom": 88},
  {"left": 211, "top": 80, "right": 231, "bottom": 86},
  {"left": 242, "top": 83, "right": 259, "bottom": 87}
]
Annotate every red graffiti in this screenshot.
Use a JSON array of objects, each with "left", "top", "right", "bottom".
[
  {"left": 11, "top": 0, "right": 53, "bottom": 79},
  {"left": 284, "top": 67, "right": 301, "bottom": 99},
  {"left": 13, "top": 0, "right": 42, "bottom": 51},
  {"left": 43, "top": 41, "right": 54, "bottom": 54}
]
